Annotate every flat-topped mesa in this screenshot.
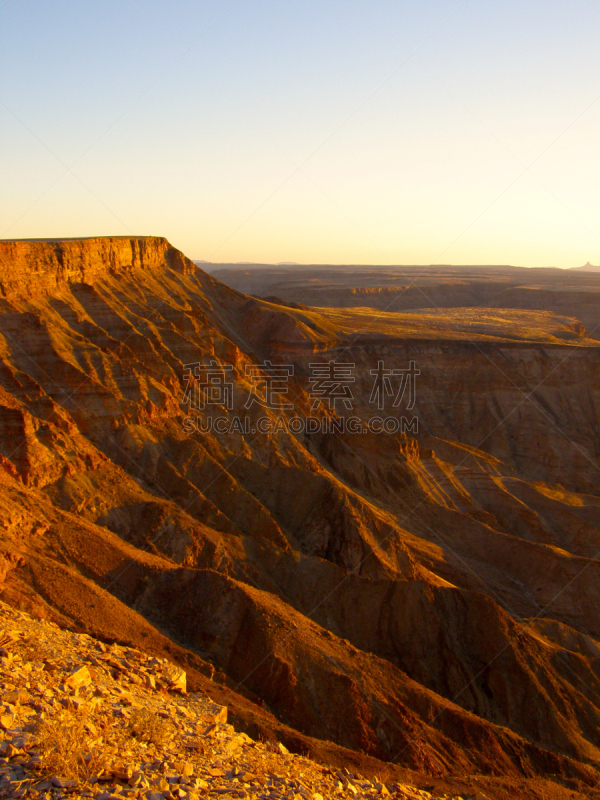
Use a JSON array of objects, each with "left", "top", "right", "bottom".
[{"left": 0, "top": 236, "right": 195, "bottom": 299}]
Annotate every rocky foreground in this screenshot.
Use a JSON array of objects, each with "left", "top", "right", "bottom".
[{"left": 0, "top": 603, "right": 480, "bottom": 800}]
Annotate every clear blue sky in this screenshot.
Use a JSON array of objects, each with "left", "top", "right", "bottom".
[{"left": 2, "top": 0, "right": 600, "bottom": 266}]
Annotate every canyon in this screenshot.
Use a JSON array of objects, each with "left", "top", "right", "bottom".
[
  {"left": 0, "top": 237, "right": 599, "bottom": 799},
  {"left": 211, "top": 263, "right": 600, "bottom": 342}
]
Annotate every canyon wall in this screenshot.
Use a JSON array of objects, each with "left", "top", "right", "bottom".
[
  {"left": 0, "top": 238, "right": 599, "bottom": 795},
  {"left": 0, "top": 236, "right": 194, "bottom": 299}
]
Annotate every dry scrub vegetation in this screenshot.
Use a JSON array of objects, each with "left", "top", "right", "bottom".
[
  {"left": 33, "top": 706, "right": 183, "bottom": 782},
  {"left": 34, "top": 710, "right": 108, "bottom": 782},
  {"left": 128, "top": 707, "right": 173, "bottom": 747},
  {"left": 252, "top": 748, "right": 285, "bottom": 779}
]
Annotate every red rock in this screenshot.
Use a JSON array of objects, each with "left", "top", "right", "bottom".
[
  {"left": 166, "top": 670, "right": 186, "bottom": 694},
  {"left": 51, "top": 776, "right": 78, "bottom": 788},
  {"left": 0, "top": 237, "right": 598, "bottom": 799},
  {"left": 65, "top": 665, "right": 92, "bottom": 689},
  {"left": 0, "top": 714, "right": 15, "bottom": 731}
]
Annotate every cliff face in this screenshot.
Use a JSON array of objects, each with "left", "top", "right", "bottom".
[
  {"left": 0, "top": 238, "right": 600, "bottom": 795},
  {"left": 0, "top": 236, "right": 194, "bottom": 299}
]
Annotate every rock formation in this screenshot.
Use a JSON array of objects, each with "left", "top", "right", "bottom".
[{"left": 0, "top": 238, "right": 599, "bottom": 799}]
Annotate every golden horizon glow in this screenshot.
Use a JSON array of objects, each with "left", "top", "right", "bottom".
[{"left": 2, "top": 2, "right": 600, "bottom": 269}]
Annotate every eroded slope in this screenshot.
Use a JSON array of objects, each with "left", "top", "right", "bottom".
[{"left": 0, "top": 239, "right": 599, "bottom": 796}]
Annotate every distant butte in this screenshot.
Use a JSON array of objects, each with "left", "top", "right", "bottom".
[{"left": 571, "top": 260, "right": 600, "bottom": 271}]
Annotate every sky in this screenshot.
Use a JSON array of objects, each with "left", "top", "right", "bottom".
[{"left": 2, "top": 0, "right": 600, "bottom": 267}]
